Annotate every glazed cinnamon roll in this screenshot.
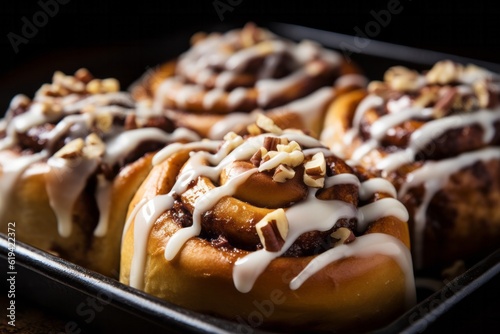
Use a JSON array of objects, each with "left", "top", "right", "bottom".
[
  {"left": 120, "top": 115, "right": 415, "bottom": 333},
  {"left": 321, "top": 60, "right": 500, "bottom": 269},
  {"left": 0, "top": 69, "right": 199, "bottom": 277},
  {"left": 131, "top": 23, "right": 364, "bottom": 139}
]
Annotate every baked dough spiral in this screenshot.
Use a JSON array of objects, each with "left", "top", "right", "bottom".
[
  {"left": 120, "top": 115, "right": 415, "bottom": 333},
  {"left": 321, "top": 60, "right": 500, "bottom": 269},
  {"left": 131, "top": 23, "right": 365, "bottom": 139},
  {"left": 0, "top": 69, "right": 199, "bottom": 276}
]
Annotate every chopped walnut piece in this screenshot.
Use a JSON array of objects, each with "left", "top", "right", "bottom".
[
  {"left": 83, "top": 134, "right": 105, "bottom": 159},
  {"left": 384, "top": 66, "right": 421, "bottom": 92},
  {"left": 426, "top": 60, "right": 463, "bottom": 85},
  {"left": 255, "top": 114, "right": 283, "bottom": 135},
  {"left": 433, "top": 87, "right": 458, "bottom": 118},
  {"left": 95, "top": 112, "right": 113, "bottom": 133},
  {"left": 247, "top": 123, "right": 262, "bottom": 136},
  {"left": 250, "top": 147, "right": 267, "bottom": 167},
  {"left": 256, "top": 209, "right": 289, "bottom": 252},
  {"left": 54, "top": 138, "right": 85, "bottom": 159},
  {"left": 74, "top": 68, "right": 94, "bottom": 83},
  {"left": 303, "top": 152, "right": 326, "bottom": 188},
  {"left": 263, "top": 136, "right": 288, "bottom": 152},
  {"left": 331, "top": 227, "right": 356, "bottom": 247},
  {"left": 86, "top": 78, "right": 120, "bottom": 94},
  {"left": 273, "top": 164, "right": 295, "bottom": 183},
  {"left": 473, "top": 80, "right": 492, "bottom": 109}
]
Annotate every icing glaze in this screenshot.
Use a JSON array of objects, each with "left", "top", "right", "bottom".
[
  {"left": 0, "top": 73, "right": 200, "bottom": 241},
  {"left": 338, "top": 61, "right": 500, "bottom": 268},
  {"left": 126, "top": 131, "right": 414, "bottom": 303}
]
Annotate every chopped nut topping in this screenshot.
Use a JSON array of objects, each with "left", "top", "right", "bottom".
[
  {"left": 384, "top": 66, "right": 421, "bottom": 92},
  {"left": 303, "top": 152, "right": 326, "bottom": 188},
  {"left": 426, "top": 60, "right": 463, "bottom": 85},
  {"left": 433, "top": 86, "right": 458, "bottom": 118},
  {"left": 255, "top": 114, "right": 283, "bottom": 135},
  {"left": 54, "top": 138, "right": 85, "bottom": 159},
  {"left": 261, "top": 149, "right": 304, "bottom": 170},
  {"left": 247, "top": 123, "right": 262, "bottom": 135},
  {"left": 256, "top": 209, "right": 289, "bottom": 252},
  {"left": 223, "top": 132, "right": 244, "bottom": 151},
  {"left": 83, "top": 133, "right": 106, "bottom": 159},
  {"left": 250, "top": 147, "right": 267, "bottom": 167},
  {"left": 367, "top": 80, "right": 390, "bottom": 95},
  {"left": 273, "top": 164, "right": 295, "bottom": 183},
  {"left": 74, "top": 68, "right": 94, "bottom": 83},
  {"left": 263, "top": 136, "right": 288, "bottom": 152},
  {"left": 277, "top": 140, "right": 301, "bottom": 153},
  {"left": 86, "top": 78, "right": 120, "bottom": 94},
  {"left": 473, "top": 80, "right": 492, "bottom": 109},
  {"left": 95, "top": 112, "right": 113, "bottom": 133},
  {"left": 331, "top": 227, "right": 356, "bottom": 246},
  {"left": 413, "top": 87, "right": 439, "bottom": 108}
]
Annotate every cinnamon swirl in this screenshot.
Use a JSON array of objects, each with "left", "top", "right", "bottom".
[
  {"left": 120, "top": 115, "right": 415, "bottom": 333},
  {"left": 131, "top": 23, "right": 364, "bottom": 139},
  {"left": 321, "top": 60, "right": 500, "bottom": 269},
  {"left": 0, "top": 69, "right": 199, "bottom": 276}
]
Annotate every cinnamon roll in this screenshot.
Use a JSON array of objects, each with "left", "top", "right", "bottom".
[
  {"left": 120, "top": 115, "right": 415, "bottom": 333},
  {"left": 131, "top": 23, "right": 365, "bottom": 139},
  {"left": 0, "top": 69, "right": 199, "bottom": 276},
  {"left": 321, "top": 60, "right": 500, "bottom": 269}
]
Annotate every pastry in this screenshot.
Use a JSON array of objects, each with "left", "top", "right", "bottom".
[
  {"left": 120, "top": 115, "right": 415, "bottom": 333},
  {"left": 321, "top": 60, "right": 500, "bottom": 269},
  {"left": 131, "top": 23, "right": 365, "bottom": 139},
  {"left": 0, "top": 69, "right": 199, "bottom": 276}
]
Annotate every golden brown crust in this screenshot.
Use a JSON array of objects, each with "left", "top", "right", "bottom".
[
  {"left": 0, "top": 151, "right": 155, "bottom": 277},
  {"left": 0, "top": 69, "right": 196, "bottom": 277},
  {"left": 130, "top": 24, "right": 365, "bottom": 139},
  {"left": 321, "top": 60, "right": 500, "bottom": 269},
  {"left": 120, "top": 125, "right": 413, "bottom": 333},
  {"left": 397, "top": 159, "right": 500, "bottom": 267}
]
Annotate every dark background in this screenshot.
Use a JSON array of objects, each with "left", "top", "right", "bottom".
[{"left": 1, "top": 0, "right": 499, "bottom": 110}]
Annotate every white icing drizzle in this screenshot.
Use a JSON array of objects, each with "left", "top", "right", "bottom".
[
  {"left": 207, "top": 87, "right": 334, "bottom": 140},
  {"left": 130, "top": 193, "right": 175, "bottom": 288},
  {"left": 376, "top": 108, "right": 500, "bottom": 173},
  {"left": 153, "top": 25, "right": 341, "bottom": 118},
  {"left": 343, "top": 95, "right": 384, "bottom": 147},
  {"left": 398, "top": 147, "right": 500, "bottom": 268},
  {"left": 127, "top": 133, "right": 413, "bottom": 302},
  {"left": 233, "top": 192, "right": 357, "bottom": 293},
  {"left": 94, "top": 175, "right": 113, "bottom": 237},
  {"left": 45, "top": 156, "right": 99, "bottom": 237},
  {"left": 103, "top": 127, "right": 190, "bottom": 167},
  {"left": 209, "top": 112, "right": 257, "bottom": 140},
  {"left": 1, "top": 81, "right": 200, "bottom": 241},
  {"left": 356, "top": 198, "right": 409, "bottom": 232},
  {"left": 329, "top": 62, "right": 500, "bottom": 272},
  {"left": 269, "top": 87, "right": 334, "bottom": 130},
  {"left": 290, "top": 232, "right": 416, "bottom": 307},
  {"left": 0, "top": 151, "right": 48, "bottom": 219},
  {"left": 164, "top": 168, "right": 257, "bottom": 261}
]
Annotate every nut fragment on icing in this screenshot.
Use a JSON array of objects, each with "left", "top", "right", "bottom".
[
  {"left": 331, "top": 227, "right": 356, "bottom": 246},
  {"left": 304, "top": 152, "right": 326, "bottom": 188},
  {"left": 425, "top": 60, "right": 463, "bottom": 85},
  {"left": 384, "top": 66, "right": 421, "bottom": 92},
  {"left": 54, "top": 138, "right": 85, "bottom": 159},
  {"left": 256, "top": 114, "right": 283, "bottom": 135},
  {"left": 255, "top": 209, "right": 289, "bottom": 252},
  {"left": 273, "top": 164, "right": 295, "bottom": 183}
]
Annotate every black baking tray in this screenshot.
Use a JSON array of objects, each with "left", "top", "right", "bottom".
[{"left": 1, "top": 22, "right": 499, "bottom": 333}]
